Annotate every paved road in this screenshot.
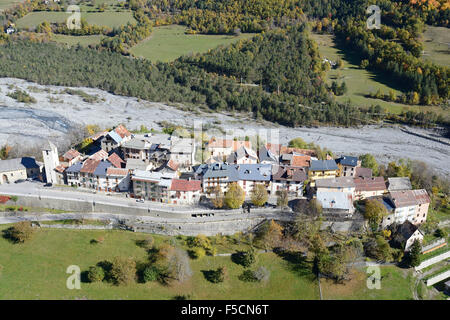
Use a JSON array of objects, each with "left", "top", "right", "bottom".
[{"left": 0, "top": 181, "right": 207, "bottom": 213}]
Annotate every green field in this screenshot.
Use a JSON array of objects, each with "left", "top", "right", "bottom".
[
  {"left": 311, "top": 33, "right": 446, "bottom": 116},
  {"left": 0, "top": 0, "right": 22, "bottom": 11},
  {"left": 51, "top": 34, "right": 105, "bottom": 47},
  {"left": 130, "top": 25, "right": 255, "bottom": 63},
  {"left": 0, "top": 225, "right": 420, "bottom": 300},
  {"left": 15, "top": 11, "right": 136, "bottom": 29},
  {"left": 421, "top": 26, "right": 450, "bottom": 68}
]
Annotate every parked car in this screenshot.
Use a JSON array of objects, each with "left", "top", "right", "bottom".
[
  {"left": 136, "top": 199, "right": 144, "bottom": 203},
  {"left": 14, "top": 179, "right": 26, "bottom": 184},
  {"left": 43, "top": 183, "right": 52, "bottom": 187}
]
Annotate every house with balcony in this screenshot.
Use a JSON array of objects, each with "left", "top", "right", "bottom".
[
  {"left": 271, "top": 165, "right": 307, "bottom": 197},
  {"left": 382, "top": 189, "right": 431, "bottom": 227},
  {"left": 131, "top": 170, "right": 176, "bottom": 202},
  {"left": 353, "top": 176, "right": 387, "bottom": 200},
  {"left": 335, "top": 155, "right": 360, "bottom": 177},
  {"left": 308, "top": 159, "right": 339, "bottom": 187},
  {"left": 168, "top": 179, "right": 202, "bottom": 205},
  {"left": 236, "top": 164, "right": 272, "bottom": 196}
]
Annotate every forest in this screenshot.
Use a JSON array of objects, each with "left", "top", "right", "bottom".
[{"left": 0, "top": 0, "right": 448, "bottom": 130}]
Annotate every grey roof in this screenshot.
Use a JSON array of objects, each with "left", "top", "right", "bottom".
[
  {"left": 66, "top": 162, "right": 83, "bottom": 173},
  {"left": 93, "top": 161, "right": 112, "bottom": 177},
  {"left": 316, "top": 191, "right": 354, "bottom": 210},
  {"left": 316, "top": 177, "right": 355, "bottom": 188},
  {"left": 226, "top": 146, "right": 258, "bottom": 163},
  {"left": 170, "top": 138, "right": 195, "bottom": 154},
  {"left": 237, "top": 164, "right": 271, "bottom": 181},
  {"left": 122, "top": 138, "right": 152, "bottom": 150},
  {"left": 0, "top": 157, "right": 40, "bottom": 172},
  {"left": 388, "top": 177, "right": 412, "bottom": 191},
  {"left": 196, "top": 163, "right": 239, "bottom": 181},
  {"left": 336, "top": 156, "right": 358, "bottom": 167},
  {"left": 258, "top": 146, "right": 278, "bottom": 163},
  {"left": 125, "top": 159, "right": 150, "bottom": 171},
  {"left": 310, "top": 160, "right": 338, "bottom": 171}
]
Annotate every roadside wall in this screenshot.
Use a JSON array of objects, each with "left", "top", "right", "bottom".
[
  {"left": 426, "top": 270, "right": 450, "bottom": 287},
  {"left": 415, "top": 250, "right": 450, "bottom": 271}
]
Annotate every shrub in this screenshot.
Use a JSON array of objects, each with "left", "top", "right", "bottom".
[
  {"left": 142, "top": 265, "right": 160, "bottom": 282},
  {"left": 7, "top": 221, "right": 35, "bottom": 243},
  {"left": 232, "top": 248, "right": 256, "bottom": 267},
  {"left": 204, "top": 266, "right": 227, "bottom": 283},
  {"left": 109, "top": 257, "right": 136, "bottom": 286},
  {"left": 434, "top": 228, "right": 447, "bottom": 238},
  {"left": 238, "top": 269, "right": 258, "bottom": 282},
  {"left": 87, "top": 265, "right": 104, "bottom": 283},
  {"left": 190, "top": 247, "right": 206, "bottom": 259},
  {"left": 138, "top": 236, "right": 154, "bottom": 249}
]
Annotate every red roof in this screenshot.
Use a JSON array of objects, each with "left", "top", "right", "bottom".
[
  {"left": 170, "top": 179, "right": 202, "bottom": 192},
  {"left": 291, "top": 154, "right": 311, "bottom": 167},
  {"left": 280, "top": 147, "right": 316, "bottom": 157},
  {"left": 107, "top": 153, "right": 125, "bottom": 168},
  {"left": 0, "top": 195, "right": 10, "bottom": 204},
  {"left": 106, "top": 167, "right": 128, "bottom": 176},
  {"left": 167, "top": 159, "right": 179, "bottom": 171},
  {"left": 89, "top": 149, "right": 109, "bottom": 161},
  {"left": 63, "top": 149, "right": 80, "bottom": 161},
  {"left": 55, "top": 164, "right": 67, "bottom": 173},
  {"left": 80, "top": 159, "right": 101, "bottom": 174},
  {"left": 114, "top": 124, "right": 131, "bottom": 139},
  {"left": 208, "top": 138, "right": 251, "bottom": 151}
]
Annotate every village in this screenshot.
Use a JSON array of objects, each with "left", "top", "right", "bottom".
[{"left": 0, "top": 123, "right": 436, "bottom": 253}]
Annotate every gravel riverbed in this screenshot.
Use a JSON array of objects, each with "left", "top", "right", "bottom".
[{"left": 1, "top": 78, "right": 449, "bottom": 176}]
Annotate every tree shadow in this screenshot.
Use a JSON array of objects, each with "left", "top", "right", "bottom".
[
  {"left": 201, "top": 269, "right": 217, "bottom": 283},
  {"left": 274, "top": 248, "right": 312, "bottom": 277}
]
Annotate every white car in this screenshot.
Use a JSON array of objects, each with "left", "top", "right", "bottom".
[{"left": 136, "top": 199, "right": 145, "bottom": 203}]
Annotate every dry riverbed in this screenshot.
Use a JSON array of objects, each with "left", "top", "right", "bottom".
[{"left": 0, "top": 78, "right": 449, "bottom": 176}]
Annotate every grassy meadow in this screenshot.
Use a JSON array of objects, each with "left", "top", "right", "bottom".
[
  {"left": 0, "top": 225, "right": 421, "bottom": 300},
  {"left": 0, "top": 0, "right": 22, "bottom": 11},
  {"left": 421, "top": 26, "right": 450, "bottom": 68},
  {"left": 15, "top": 11, "right": 136, "bottom": 29},
  {"left": 311, "top": 33, "right": 447, "bottom": 116},
  {"left": 129, "top": 25, "right": 255, "bottom": 63}
]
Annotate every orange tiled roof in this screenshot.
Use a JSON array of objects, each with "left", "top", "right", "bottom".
[
  {"left": 89, "top": 149, "right": 109, "bottom": 161},
  {"left": 107, "top": 153, "right": 125, "bottom": 168},
  {"left": 280, "top": 147, "right": 316, "bottom": 157},
  {"left": 114, "top": 124, "right": 131, "bottom": 139},
  {"left": 170, "top": 179, "right": 202, "bottom": 192},
  {"left": 55, "top": 164, "right": 67, "bottom": 173},
  {"left": 80, "top": 159, "right": 101, "bottom": 174},
  {"left": 167, "top": 159, "right": 179, "bottom": 171},
  {"left": 208, "top": 138, "right": 251, "bottom": 151},
  {"left": 291, "top": 154, "right": 311, "bottom": 167},
  {"left": 63, "top": 149, "right": 80, "bottom": 161},
  {"left": 106, "top": 167, "right": 128, "bottom": 176}
]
